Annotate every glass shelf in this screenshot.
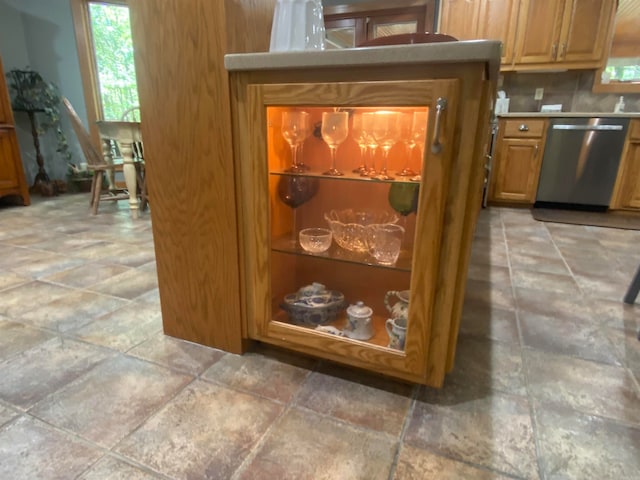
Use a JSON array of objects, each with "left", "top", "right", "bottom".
[
  {"left": 269, "top": 170, "right": 421, "bottom": 184},
  {"left": 271, "top": 309, "right": 396, "bottom": 349},
  {"left": 271, "top": 234, "right": 413, "bottom": 272}
]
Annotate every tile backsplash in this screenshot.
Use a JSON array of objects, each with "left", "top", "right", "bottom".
[{"left": 500, "top": 70, "right": 640, "bottom": 113}]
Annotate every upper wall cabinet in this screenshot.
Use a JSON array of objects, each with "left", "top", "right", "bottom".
[
  {"left": 440, "top": 0, "right": 616, "bottom": 71},
  {"left": 512, "top": 0, "right": 616, "bottom": 69},
  {"left": 439, "top": 0, "right": 519, "bottom": 65}
]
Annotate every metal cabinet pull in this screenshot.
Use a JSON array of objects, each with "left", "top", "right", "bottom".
[
  {"left": 534, "top": 144, "right": 539, "bottom": 157},
  {"left": 552, "top": 43, "right": 557, "bottom": 59},
  {"left": 519, "top": 124, "right": 529, "bottom": 132},
  {"left": 559, "top": 43, "right": 566, "bottom": 59},
  {"left": 431, "top": 97, "right": 447, "bottom": 154}
]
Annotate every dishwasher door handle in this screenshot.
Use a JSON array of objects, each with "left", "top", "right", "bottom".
[{"left": 552, "top": 124, "right": 624, "bottom": 131}]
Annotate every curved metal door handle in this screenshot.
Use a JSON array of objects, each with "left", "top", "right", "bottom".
[
  {"left": 534, "top": 144, "right": 539, "bottom": 157},
  {"left": 519, "top": 124, "right": 529, "bottom": 132},
  {"left": 431, "top": 97, "right": 448, "bottom": 154}
]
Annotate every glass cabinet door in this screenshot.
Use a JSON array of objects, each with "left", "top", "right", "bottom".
[{"left": 238, "top": 79, "right": 459, "bottom": 381}]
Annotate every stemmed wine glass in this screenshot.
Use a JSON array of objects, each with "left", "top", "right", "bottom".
[
  {"left": 321, "top": 111, "right": 349, "bottom": 176},
  {"left": 362, "top": 112, "right": 378, "bottom": 176},
  {"left": 409, "top": 111, "right": 428, "bottom": 181},
  {"left": 277, "top": 175, "right": 318, "bottom": 247},
  {"left": 372, "top": 111, "right": 400, "bottom": 180},
  {"left": 351, "top": 113, "right": 369, "bottom": 174},
  {"left": 281, "top": 111, "right": 310, "bottom": 173},
  {"left": 397, "top": 113, "right": 416, "bottom": 176},
  {"left": 388, "top": 182, "right": 419, "bottom": 250},
  {"left": 296, "top": 116, "right": 313, "bottom": 171},
  {"left": 389, "top": 183, "right": 419, "bottom": 218}
]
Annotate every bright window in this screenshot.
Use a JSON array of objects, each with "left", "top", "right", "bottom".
[
  {"left": 88, "top": 2, "right": 139, "bottom": 120},
  {"left": 604, "top": 58, "right": 640, "bottom": 83}
]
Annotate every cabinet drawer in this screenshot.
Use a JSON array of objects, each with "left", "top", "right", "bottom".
[{"left": 503, "top": 119, "right": 545, "bottom": 138}]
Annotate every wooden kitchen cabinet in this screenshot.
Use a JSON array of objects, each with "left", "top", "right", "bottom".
[
  {"left": 513, "top": 0, "right": 615, "bottom": 69},
  {"left": 439, "top": 0, "right": 519, "bottom": 65},
  {"left": 610, "top": 120, "right": 640, "bottom": 210},
  {"left": 0, "top": 53, "right": 30, "bottom": 205},
  {"left": 489, "top": 118, "right": 547, "bottom": 204},
  {"left": 226, "top": 42, "right": 499, "bottom": 386}
]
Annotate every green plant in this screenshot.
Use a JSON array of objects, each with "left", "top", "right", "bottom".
[{"left": 6, "top": 68, "right": 72, "bottom": 164}]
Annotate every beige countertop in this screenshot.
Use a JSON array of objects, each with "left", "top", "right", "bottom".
[
  {"left": 498, "top": 112, "right": 640, "bottom": 118},
  {"left": 224, "top": 40, "right": 501, "bottom": 80}
]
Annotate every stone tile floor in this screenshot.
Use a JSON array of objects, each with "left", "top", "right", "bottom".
[{"left": 0, "top": 194, "right": 639, "bottom": 479}]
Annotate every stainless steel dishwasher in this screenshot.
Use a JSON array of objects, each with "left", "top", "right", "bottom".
[{"left": 535, "top": 117, "right": 629, "bottom": 210}]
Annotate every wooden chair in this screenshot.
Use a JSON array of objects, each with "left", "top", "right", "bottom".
[{"left": 62, "top": 97, "right": 129, "bottom": 214}]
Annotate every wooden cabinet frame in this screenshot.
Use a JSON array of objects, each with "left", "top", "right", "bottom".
[
  {"left": 226, "top": 47, "right": 499, "bottom": 386},
  {"left": 233, "top": 79, "right": 458, "bottom": 382}
]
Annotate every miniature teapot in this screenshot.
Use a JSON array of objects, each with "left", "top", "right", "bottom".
[
  {"left": 293, "top": 282, "right": 332, "bottom": 307},
  {"left": 384, "top": 290, "right": 410, "bottom": 322},
  {"left": 344, "top": 301, "right": 374, "bottom": 340}
]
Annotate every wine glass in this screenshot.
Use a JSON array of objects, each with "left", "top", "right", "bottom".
[
  {"left": 372, "top": 111, "right": 400, "bottom": 180},
  {"left": 397, "top": 113, "right": 416, "bottom": 176},
  {"left": 388, "top": 183, "right": 419, "bottom": 217},
  {"left": 296, "top": 115, "right": 313, "bottom": 171},
  {"left": 388, "top": 182, "right": 419, "bottom": 250},
  {"left": 351, "top": 113, "right": 369, "bottom": 174},
  {"left": 362, "top": 112, "right": 378, "bottom": 176},
  {"left": 277, "top": 175, "right": 319, "bottom": 247},
  {"left": 321, "top": 111, "right": 349, "bottom": 176},
  {"left": 281, "top": 111, "right": 310, "bottom": 173},
  {"left": 409, "top": 111, "right": 428, "bottom": 181}
]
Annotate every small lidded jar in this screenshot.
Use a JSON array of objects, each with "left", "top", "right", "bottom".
[{"left": 344, "top": 301, "right": 374, "bottom": 340}]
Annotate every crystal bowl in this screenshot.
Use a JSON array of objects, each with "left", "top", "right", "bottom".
[
  {"left": 324, "top": 209, "right": 399, "bottom": 252},
  {"left": 299, "top": 228, "right": 332, "bottom": 253},
  {"left": 280, "top": 283, "right": 346, "bottom": 326}
]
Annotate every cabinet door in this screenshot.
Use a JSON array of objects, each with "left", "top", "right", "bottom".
[
  {"left": 624, "top": 143, "right": 640, "bottom": 209},
  {"left": 476, "top": 0, "right": 520, "bottom": 65},
  {"left": 558, "top": 0, "right": 614, "bottom": 63},
  {"left": 613, "top": 141, "right": 640, "bottom": 210},
  {"left": 0, "top": 129, "right": 20, "bottom": 190},
  {"left": 439, "top": 0, "right": 480, "bottom": 41},
  {"left": 491, "top": 137, "right": 542, "bottom": 203},
  {"left": 235, "top": 79, "right": 459, "bottom": 384},
  {"left": 514, "top": 0, "right": 565, "bottom": 64}
]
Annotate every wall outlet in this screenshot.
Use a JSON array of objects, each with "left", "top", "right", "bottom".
[{"left": 534, "top": 88, "right": 544, "bottom": 100}]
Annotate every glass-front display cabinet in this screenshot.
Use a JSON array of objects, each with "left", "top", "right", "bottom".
[{"left": 226, "top": 42, "right": 500, "bottom": 386}]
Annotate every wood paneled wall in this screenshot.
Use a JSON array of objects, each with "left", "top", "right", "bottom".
[{"left": 128, "top": 0, "right": 275, "bottom": 352}]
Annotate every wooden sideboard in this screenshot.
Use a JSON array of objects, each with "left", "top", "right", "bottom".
[{"left": 0, "top": 54, "right": 30, "bottom": 206}]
